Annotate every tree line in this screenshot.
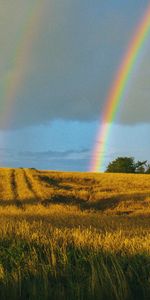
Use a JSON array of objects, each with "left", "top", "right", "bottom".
[{"left": 106, "top": 157, "right": 150, "bottom": 174}]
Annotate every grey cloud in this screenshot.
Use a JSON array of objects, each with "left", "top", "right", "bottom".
[
  {"left": 0, "top": 0, "right": 149, "bottom": 129},
  {"left": 119, "top": 42, "right": 150, "bottom": 124},
  {"left": 0, "top": 148, "right": 90, "bottom": 171},
  {"left": 18, "top": 148, "right": 91, "bottom": 161}
]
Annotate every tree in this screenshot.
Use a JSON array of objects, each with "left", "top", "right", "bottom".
[
  {"left": 106, "top": 157, "right": 148, "bottom": 174},
  {"left": 145, "top": 164, "right": 150, "bottom": 174},
  {"left": 106, "top": 157, "right": 136, "bottom": 173},
  {"left": 134, "top": 160, "right": 147, "bottom": 174}
]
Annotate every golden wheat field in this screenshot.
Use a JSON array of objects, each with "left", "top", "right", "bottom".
[{"left": 0, "top": 168, "right": 150, "bottom": 300}]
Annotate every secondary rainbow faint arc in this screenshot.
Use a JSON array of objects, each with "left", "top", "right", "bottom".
[
  {"left": 90, "top": 4, "right": 150, "bottom": 172},
  {"left": 0, "top": 0, "right": 43, "bottom": 128}
]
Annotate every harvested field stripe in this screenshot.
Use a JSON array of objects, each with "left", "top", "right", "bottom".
[
  {"left": 13, "top": 168, "right": 32, "bottom": 203},
  {"left": 23, "top": 169, "right": 43, "bottom": 200},
  {"left": 0, "top": 169, "right": 15, "bottom": 201},
  {"left": 22, "top": 169, "right": 39, "bottom": 200}
]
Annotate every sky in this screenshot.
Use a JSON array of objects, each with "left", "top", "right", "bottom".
[{"left": 0, "top": 0, "right": 150, "bottom": 171}]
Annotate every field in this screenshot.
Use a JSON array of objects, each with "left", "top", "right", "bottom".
[{"left": 0, "top": 168, "right": 150, "bottom": 300}]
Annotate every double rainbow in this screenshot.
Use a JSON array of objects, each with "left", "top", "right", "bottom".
[{"left": 90, "top": 4, "right": 150, "bottom": 172}]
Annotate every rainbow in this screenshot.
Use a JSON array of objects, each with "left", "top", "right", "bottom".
[
  {"left": 0, "top": 0, "right": 43, "bottom": 129},
  {"left": 90, "top": 4, "right": 150, "bottom": 172}
]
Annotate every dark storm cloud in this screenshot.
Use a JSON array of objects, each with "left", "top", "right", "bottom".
[{"left": 0, "top": 0, "right": 150, "bottom": 129}]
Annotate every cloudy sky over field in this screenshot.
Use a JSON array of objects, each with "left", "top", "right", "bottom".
[{"left": 0, "top": 0, "right": 150, "bottom": 170}]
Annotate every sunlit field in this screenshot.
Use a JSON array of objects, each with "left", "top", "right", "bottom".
[{"left": 0, "top": 168, "right": 150, "bottom": 300}]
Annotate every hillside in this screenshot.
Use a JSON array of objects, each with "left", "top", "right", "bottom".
[{"left": 0, "top": 168, "right": 150, "bottom": 215}]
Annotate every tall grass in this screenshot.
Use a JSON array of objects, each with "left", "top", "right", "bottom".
[{"left": 0, "top": 219, "right": 149, "bottom": 300}]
